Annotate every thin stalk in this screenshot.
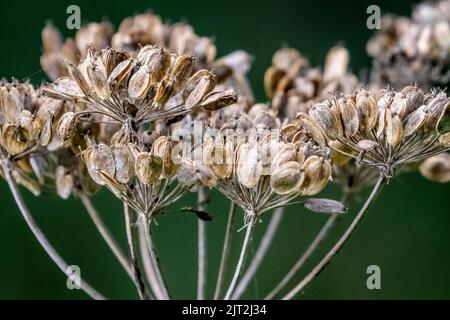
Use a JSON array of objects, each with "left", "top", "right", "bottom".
[
  {"left": 223, "top": 213, "right": 256, "bottom": 300},
  {"left": 138, "top": 224, "right": 164, "bottom": 300},
  {"left": 264, "top": 191, "right": 352, "bottom": 300},
  {"left": 213, "top": 201, "right": 236, "bottom": 300},
  {"left": 197, "top": 188, "right": 207, "bottom": 300},
  {"left": 79, "top": 195, "right": 133, "bottom": 280},
  {"left": 123, "top": 204, "right": 148, "bottom": 300},
  {"left": 142, "top": 221, "right": 170, "bottom": 300},
  {"left": 282, "top": 173, "right": 386, "bottom": 300},
  {"left": 1, "top": 159, "right": 105, "bottom": 300},
  {"left": 232, "top": 207, "right": 285, "bottom": 300}
]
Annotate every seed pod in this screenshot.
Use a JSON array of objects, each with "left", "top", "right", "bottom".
[
  {"left": 356, "top": 140, "right": 379, "bottom": 152},
  {"left": 270, "top": 161, "right": 302, "bottom": 195},
  {"left": 56, "top": 111, "right": 77, "bottom": 140},
  {"left": 356, "top": 90, "right": 378, "bottom": 130},
  {"left": 323, "top": 46, "right": 349, "bottom": 83},
  {"left": 390, "top": 92, "right": 408, "bottom": 119},
  {"left": 170, "top": 55, "right": 195, "bottom": 91},
  {"left": 437, "top": 101, "right": 450, "bottom": 134},
  {"left": 135, "top": 152, "right": 163, "bottom": 184},
  {"left": 66, "top": 61, "right": 90, "bottom": 95},
  {"left": 193, "top": 160, "right": 218, "bottom": 188},
  {"left": 401, "top": 86, "right": 424, "bottom": 114},
  {"left": 185, "top": 70, "right": 217, "bottom": 109},
  {"left": 152, "top": 136, "right": 180, "bottom": 178},
  {"left": 403, "top": 105, "right": 428, "bottom": 136},
  {"left": 19, "top": 110, "right": 41, "bottom": 141},
  {"left": 87, "top": 64, "right": 110, "bottom": 100},
  {"left": 108, "top": 58, "right": 134, "bottom": 87},
  {"left": 177, "top": 159, "right": 198, "bottom": 187},
  {"left": 299, "top": 156, "right": 331, "bottom": 196},
  {"left": 338, "top": 97, "right": 359, "bottom": 138},
  {"left": 386, "top": 111, "right": 404, "bottom": 146},
  {"left": 297, "top": 113, "right": 326, "bottom": 146},
  {"left": 55, "top": 165, "right": 73, "bottom": 200},
  {"left": 112, "top": 144, "right": 135, "bottom": 184},
  {"left": 78, "top": 161, "right": 100, "bottom": 195},
  {"left": 200, "top": 89, "right": 239, "bottom": 111},
  {"left": 439, "top": 133, "right": 450, "bottom": 146},
  {"left": 272, "top": 47, "right": 301, "bottom": 71},
  {"left": 424, "top": 93, "right": 449, "bottom": 129},
  {"left": 419, "top": 153, "right": 450, "bottom": 183},
  {"left": 203, "top": 143, "right": 232, "bottom": 179},
  {"left": 1, "top": 124, "right": 29, "bottom": 155},
  {"left": 271, "top": 143, "right": 297, "bottom": 172},
  {"left": 128, "top": 65, "right": 152, "bottom": 100},
  {"left": 264, "top": 67, "right": 285, "bottom": 98},
  {"left": 309, "top": 101, "right": 342, "bottom": 140},
  {"left": 84, "top": 144, "right": 116, "bottom": 185},
  {"left": 138, "top": 46, "right": 171, "bottom": 82},
  {"left": 154, "top": 77, "right": 175, "bottom": 108},
  {"left": 43, "top": 77, "right": 85, "bottom": 101},
  {"left": 237, "top": 143, "right": 262, "bottom": 189}
]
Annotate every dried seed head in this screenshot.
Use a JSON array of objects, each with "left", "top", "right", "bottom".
[
  {"left": 299, "top": 156, "right": 331, "bottom": 196},
  {"left": 270, "top": 161, "right": 302, "bottom": 195},
  {"left": 56, "top": 111, "right": 77, "bottom": 140},
  {"left": 135, "top": 152, "right": 163, "bottom": 184},
  {"left": 55, "top": 165, "right": 73, "bottom": 199},
  {"left": 419, "top": 153, "right": 450, "bottom": 183},
  {"left": 1, "top": 124, "right": 30, "bottom": 155}
]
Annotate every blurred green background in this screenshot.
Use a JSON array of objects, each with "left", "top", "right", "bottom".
[{"left": 1, "top": 0, "right": 450, "bottom": 299}]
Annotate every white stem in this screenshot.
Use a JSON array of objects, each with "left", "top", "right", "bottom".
[
  {"left": 1, "top": 159, "right": 105, "bottom": 300},
  {"left": 223, "top": 213, "right": 256, "bottom": 300},
  {"left": 197, "top": 188, "right": 207, "bottom": 300},
  {"left": 232, "top": 207, "right": 284, "bottom": 299}
]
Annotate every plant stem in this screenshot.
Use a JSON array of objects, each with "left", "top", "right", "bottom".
[
  {"left": 264, "top": 191, "right": 352, "bottom": 300},
  {"left": 282, "top": 173, "right": 386, "bottom": 300},
  {"left": 79, "top": 195, "right": 133, "bottom": 280},
  {"left": 223, "top": 212, "right": 256, "bottom": 300},
  {"left": 1, "top": 159, "right": 105, "bottom": 300},
  {"left": 123, "top": 204, "right": 148, "bottom": 300},
  {"left": 197, "top": 187, "right": 207, "bottom": 300},
  {"left": 213, "top": 201, "right": 236, "bottom": 300},
  {"left": 232, "top": 207, "right": 284, "bottom": 300},
  {"left": 142, "top": 221, "right": 170, "bottom": 300}
]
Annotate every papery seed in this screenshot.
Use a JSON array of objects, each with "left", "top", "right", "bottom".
[
  {"left": 135, "top": 152, "right": 162, "bottom": 184},
  {"left": 56, "top": 111, "right": 77, "bottom": 140},
  {"left": 403, "top": 105, "right": 428, "bottom": 136},
  {"left": 1, "top": 124, "right": 30, "bottom": 155},
  {"left": 112, "top": 144, "right": 135, "bottom": 184},
  {"left": 419, "top": 153, "right": 450, "bottom": 183},
  {"left": 299, "top": 156, "right": 331, "bottom": 196},
  {"left": 309, "top": 101, "right": 342, "bottom": 140},
  {"left": 356, "top": 90, "right": 378, "bottom": 131},
  {"left": 193, "top": 160, "right": 218, "bottom": 188},
  {"left": 270, "top": 161, "right": 302, "bottom": 195},
  {"left": 55, "top": 165, "right": 73, "bottom": 199},
  {"left": 338, "top": 97, "right": 359, "bottom": 138}
]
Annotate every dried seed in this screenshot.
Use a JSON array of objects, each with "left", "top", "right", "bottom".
[
  {"left": 264, "top": 67, "right": 285, "bottom": 98},
  {"left": 128, "top": 65, "right": 152, "bottom": 100},
  {"left": 1, "top": 124, "right": 30, "bottom": 155},
  {"left": 193, "top": 160, "right": 218, "bottom": 188},
  {"left": 270, "top": 161, "right": 302, "bottom": 195},
  {"left": 185, "top": 70, "right": 217, "bottom": 109},
  {"left": 437, "top": 101, "right": 450, "bottom": 134},
  {"left": 56, "top": 111, "right": 77, "bottom": 140},
  {"left": 337, "top": 97, "right": 359, "bottom": 138},
  {"left": 84, "top": 144, "right": 116, "bottom": 185},
  {"left": 356, "top": 89, "right": 378, "bottom": 130},
  {"left": 356, "top": 140, "right": 379, "bottom": 151},
  {"left": 154, "top": 77, "right": 175, "bottom": 108},
  {"left": 87, "top": 64, "right": 110, "bottom": 100},
  {"left": 403, "top": 105, "right": 428, "bottom": 136},
  {"left": 200, "top": 89, "right": 239, "bottom": 112},
  {"left": 297, "top": 113, "right": 327, "bottom": 146},
  {"left": 203, "top": 143, "right": 232, "bottom": 179},
  {"left": 112, "top": 144, "right": 135, "bottom": 183},
  {"left": 299, "top": 156, "right": 331, "bottom": 196},
  {"left": 108, "top": 58, "right": 134, "bottom": 87},
  {"left": 309, "top": 101, "right": 342, "bottom": 140},
  {"left": 237, "top": 143, "right": 262, "bottom": 189},
  {"left": 419, "top": 153, "right": 450, "bottom": 183},
  {"left": 43, "top": 77, "right": 85, "bottom": 101},
  {"left": 135, "top": 152, "right": 163, "bottom": 184},
  {"left": 329, "top": 140, "right": 353, "bottom": 166},
  {"left": 170, "top": 55, "right": 195, "bottom": 91},
  {"left": 66, "top": 61, "right": 90, "bottom": 95},
  {"left": 55, "top": 165, "right": 73, "bottom": 200},
  {"left": 386, "top": 111, "right": 404, "bottom": 146},
  {"left": 177, "top": 159, "right": 198, "bottom": 187}
]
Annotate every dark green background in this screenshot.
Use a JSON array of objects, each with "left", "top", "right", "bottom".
[{"left": 1, "top": 0, "right": 449, "bottom": 299}]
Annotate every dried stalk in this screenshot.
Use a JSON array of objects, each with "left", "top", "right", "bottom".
[
  {"left": 232, "top": 207, "right": 285, "bottom": 299},
  {"left": 213, "top": 201, "right": 236, "bottom": 300},
  {"left": 282, "top": 173, "right": 386, "bottom": 299},
  {"left": 197, "top": 187, "right": 207, "bottom": 300},
  {"left": 1, "top": 158, "right": 105, "bottom": 300}
]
